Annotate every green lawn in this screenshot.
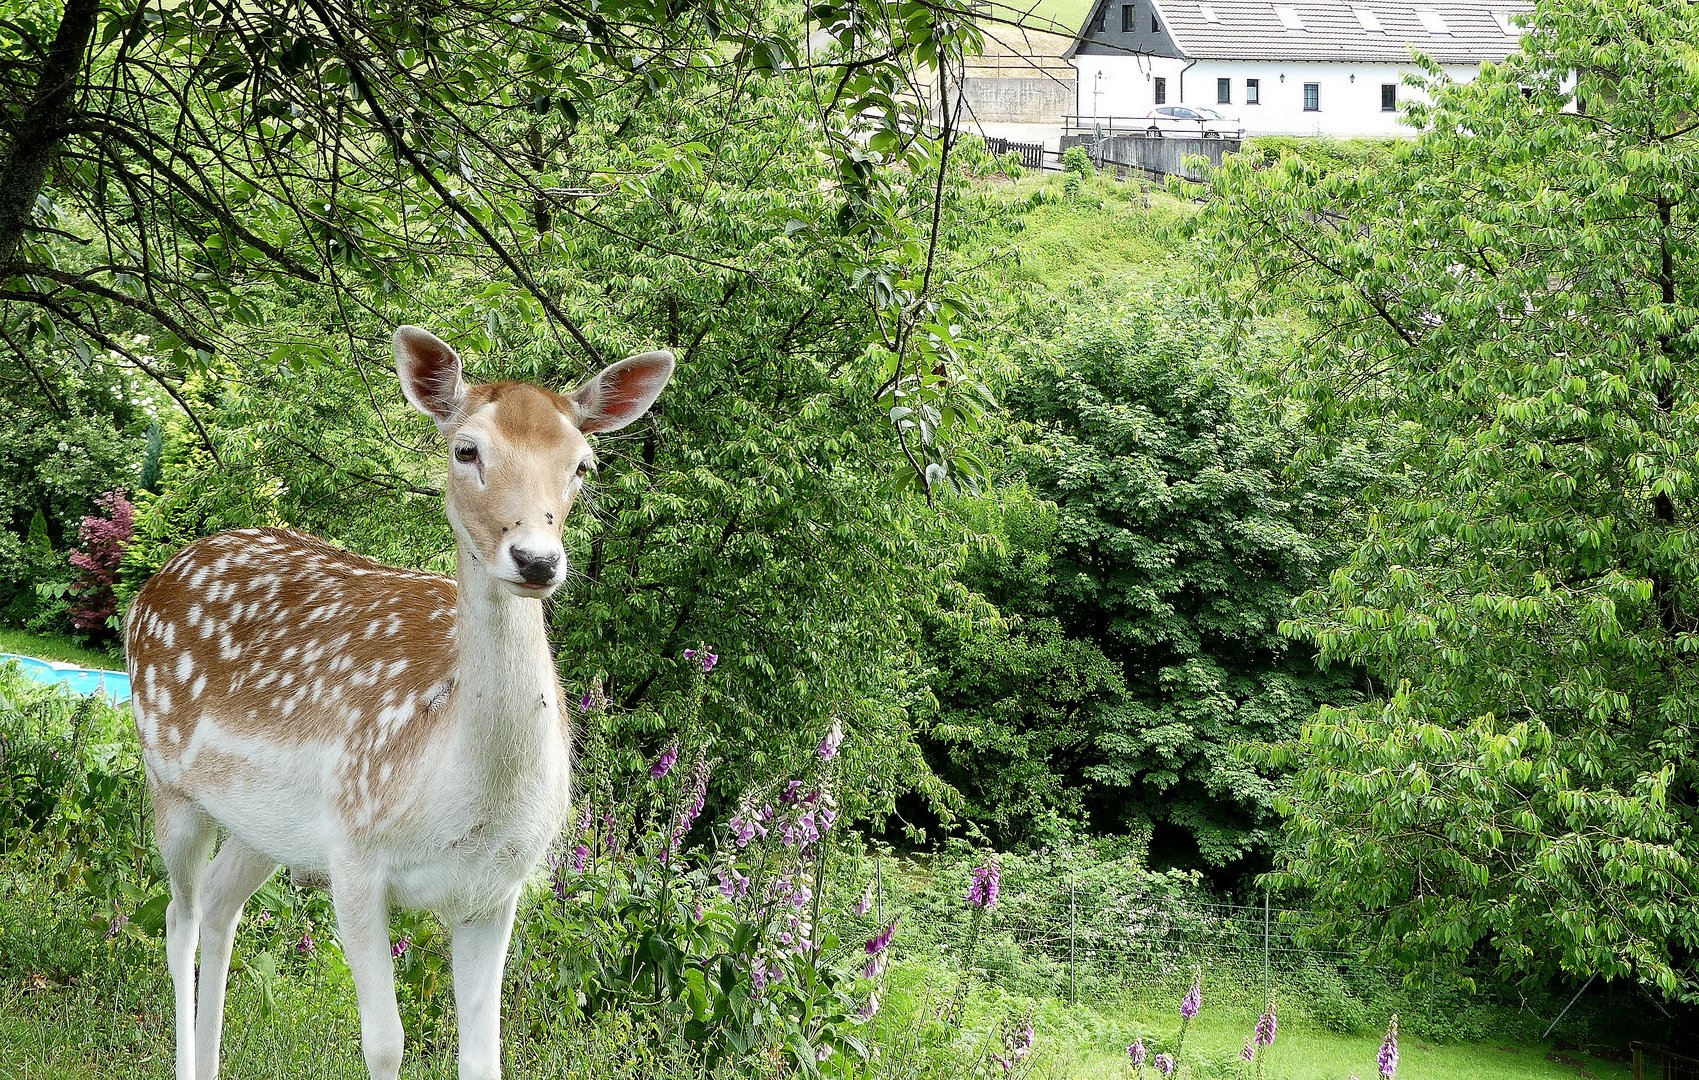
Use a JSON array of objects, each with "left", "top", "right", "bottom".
[
  {"left": 986, "top": 0, "right": 1094, "bottom": 36},
  {"left": 969, "top": 171, "right": 1197, "bottom": 300},
  {"left": 3, "top": 960, "right": 1633, "bottom": 1080},
  {"left": 0, "top": 626, "right": 122, "bottom": 670}
]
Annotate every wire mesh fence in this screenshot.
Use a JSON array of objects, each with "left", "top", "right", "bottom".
[{"left": 868, "top": 853, "right": 1390, "bottom": 1015}]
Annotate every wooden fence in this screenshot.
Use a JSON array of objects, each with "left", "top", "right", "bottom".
[
  {"left": 982, "top": 135, "right": 1047, "bottom": 171},
  {"left": 1634, "top": 1042, "right": 1699, "bottom": 1080}
]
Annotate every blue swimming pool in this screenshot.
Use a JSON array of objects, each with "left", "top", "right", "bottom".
[{"left": 2, "top": 653, "right": 132, "bottom": 701}]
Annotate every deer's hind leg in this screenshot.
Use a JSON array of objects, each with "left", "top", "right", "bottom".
[
  {"left": 192, "top": 836, "right": 278, "bottom": 1080},
  {"left": 154, "top": 790, "right": 217, "bottom": 1080}
]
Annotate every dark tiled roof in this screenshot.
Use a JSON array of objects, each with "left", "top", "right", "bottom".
[{"left": 1074, "top": 0, "right": 1530, "bottom": 63}]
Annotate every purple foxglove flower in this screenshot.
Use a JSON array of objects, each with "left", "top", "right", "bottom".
[
  {"left": 1241, "top": 1040, "right": 1255, "bottom": 1063},
  {"left": 571, "top": 843, "right": 589, "bottom": 871},
  {"left": 853, "top": 883, "right": 874, "bottom": 916},
  {"left": 683, "top": 646, "right": 718, "bottom": 673},
  {"left": 967, "top": 860, "right": 1001, "bottom": 908},
  {"left": 1378, "top": 1015, "right": 1399, "bottom": 1079},
  {"left": 1127, "top": 1038, "right": 1146, "bottom": 1066},
  {"left": 858, "top": 991, "right": 880, "bottom": 1020},
  {"left": 1153, "top": 1052, "right": 1175, "bottom": 1077},
  {"left": 716, "top": 867, "right": 750, "bottom": 899},
  {"left": 391, "top": 934, "right": 411, "bottom": 960},
  {"left": 864, "top": 951, "right": 889, "bottom": 979},
  {"left": 649, "top": 742, "right": 678, "bottom": 779},
  {"left": 578, "top": 677, "right": 609, "bottom": 714},
  {"left": 865, "top": 919, "right": 897, "bottom": 955},
  {"left": 105, "top": 913, "right": 129, "bottom": 939},
  {"left": 780, "top": 780, "right": 804, "bottom": 804},
  {"left": 817, "top": 720, "right": 844, "bottom": 760},
  {"left": 668, "top": 756, "right": 710, "bottom": 855},
  {"left": 296, "top": 932, "right": 315, "bottom": 956},
  {"left": 1255, "top": 1000, "right": 1278, "bottom": 1047},
  {"left": 1010, "top": 1020, "right": 1034, "bottom": 1059},
  {"left": 1179, "top": 972, "right": 1201, "bottom": 1020},
  {"left": 252, "top": 910, "right": 272, "bottom": 927}
]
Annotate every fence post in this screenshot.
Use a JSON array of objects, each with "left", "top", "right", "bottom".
[
  {"left": 1263, "top": 888, "right": 1271, "bottom": 1006},
  {"left": 1068, "top": 874, "right": 1078, "bottom": 1006}
]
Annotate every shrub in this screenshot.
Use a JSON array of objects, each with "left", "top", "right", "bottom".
[{"left": 67, "top": 489, "right": 134, "bottom": 639}]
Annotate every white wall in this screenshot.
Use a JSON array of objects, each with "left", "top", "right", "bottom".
[{"left": 1072, "top": 55, "right": 1485, "bottom": 137}]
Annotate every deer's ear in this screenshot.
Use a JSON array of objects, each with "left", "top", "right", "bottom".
[
  {"left": 569, "top": 350, "right": 675, "bottom": 434},
  {"left": 394, "top": 326, "right": 468, "bottom": 426}
]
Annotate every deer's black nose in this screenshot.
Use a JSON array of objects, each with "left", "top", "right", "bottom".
[{"left": 510, "top": 547, "right": 560, "bottom": 584}]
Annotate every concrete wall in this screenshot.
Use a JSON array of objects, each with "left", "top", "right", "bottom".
[
  {"left": 962, "top": 75, "right": 1075, "bottom": 123},
  {"left": 1072, "top": 55, "right": 1486, "bottom": 136},
  {"left": 1093, "top": 134, "right": 1237, "bottom": 179}
]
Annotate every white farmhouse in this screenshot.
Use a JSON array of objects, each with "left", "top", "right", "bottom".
[{"left": 1065, "top": 0, "right": 1528, "bottom": 137}]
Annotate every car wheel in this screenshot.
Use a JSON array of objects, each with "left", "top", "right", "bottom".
[{"left": 1145, "top": 125, "right": 1162, "bottom": 138}]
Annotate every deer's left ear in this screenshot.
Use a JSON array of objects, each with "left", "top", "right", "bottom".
[
  {"left": 569, "top": 351, "right": 675, "bottom": 434},
  {"left": 394, "top": 326, "right": 468, "bottom": 428}
]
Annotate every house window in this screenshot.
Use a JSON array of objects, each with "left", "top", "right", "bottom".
[
  {"left": 1303, "top": 82, "right": 1320, "bottom": 111},
  {"left": 1381, "top": 83, "right": 1397, "bottom": 111},
  {"left": 1150, "top": 12, "right": 1159, "bottom": 31},
  {"left": 1121, "top": 4, "right": 1134, "bottom": 31},
  {"left": 1154, "top": 76, "right": 1167, "bottom": 104},
  {"left": 1095, "top": 2, "right": 1107, "bottom": 31},
  {"left": 1246, "top": 78, "right": 1260, "bottom": 104},
  {"left": 1217, "top": 77, "right": 1231, "bottom": 104}
]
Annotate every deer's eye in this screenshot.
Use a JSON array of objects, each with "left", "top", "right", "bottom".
[
  {"left": 454, "top": 445, "right": 478, "bottom": 464},
  {"left": 575, "top": 460, "right": 592, "bottom": 479}
]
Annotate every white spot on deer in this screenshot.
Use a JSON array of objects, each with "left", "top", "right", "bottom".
[
  {"left": 191, "top": 565, "right": 212, "bottom": 587},
  {"left": 156, "top": 684, "right": 174, "bottom": 713},
  {"left": 187, "top": 603, "right": 203, "bottom": 628},
  {"left": 175, "top": 654, "right": 194, "bottom": 682},
  {"left": 191, "top": 674, "right": 207, "bottom": 699},
  {"left": 220, "top": 635, "right": 239, "bottom": 661}
]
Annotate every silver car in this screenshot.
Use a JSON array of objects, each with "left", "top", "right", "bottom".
[{"left": 1136, "top": 106, "right": 1245, "bottom": 139}]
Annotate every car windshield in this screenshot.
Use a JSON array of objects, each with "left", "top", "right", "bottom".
[{"left": 1192, "top": 108, "right": 1226, "bottom": 120}]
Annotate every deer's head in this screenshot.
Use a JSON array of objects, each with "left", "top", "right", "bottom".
[{"left": 394, "top": 326, "right": 674, "bottom": 598}]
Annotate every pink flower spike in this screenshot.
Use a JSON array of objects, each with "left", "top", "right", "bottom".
[
  {"left": 816, "top": 720, "right": 844, "bottom": 760},
  {"left": 649, "top": 742, "right": 679, "bottom": 778},
  {"left": 967, "top": 860, "right": 1001, "bottom": 908},
  {"left": 865, "top": 919, "right": 897, "bottom": 955},
  {"left": 853, "top": 882, "right": 874, "bottom": 916}
]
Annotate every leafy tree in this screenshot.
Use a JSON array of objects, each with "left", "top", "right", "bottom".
[
  {"left": 924, "top": 298, "right": 1352, "bottom": 868},
  {"left": 1190, "top": 0, "right": 1699, "bottom": 1000},
  {"left": 102, "top": 67, "right": 990, "bottom": 826},
  {"left": 0, "top": 0, "right": 992, "bottom": 490}
]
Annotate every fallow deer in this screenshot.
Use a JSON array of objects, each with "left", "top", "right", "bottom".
[{"left": 126, "top": 326, "right": 674, "bottom": 1080}]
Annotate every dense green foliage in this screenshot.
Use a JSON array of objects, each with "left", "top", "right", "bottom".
[
  {"left": 0, "top": 665, "right": 1642, "bottom": 1077},
  {"left": 919, "top": 296, "right": 1355, "bottom": 867},
  {"left": 1191, "top": 0, "right": 1699, "bottom": 1002}
]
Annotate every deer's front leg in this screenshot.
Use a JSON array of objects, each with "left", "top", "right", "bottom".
[
  {"left": 331, "top": 865, "right": 405, "bottom": 1080},
  {"left": 451, "top": 889, "right": 521, "bottom": 1080}
]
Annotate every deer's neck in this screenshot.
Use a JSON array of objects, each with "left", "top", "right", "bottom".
[{"left": 451, "top": 547, "right": 565, "bottom": 789}]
